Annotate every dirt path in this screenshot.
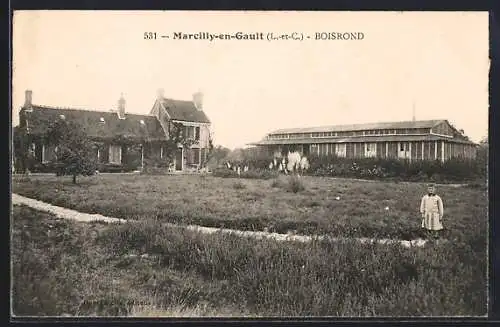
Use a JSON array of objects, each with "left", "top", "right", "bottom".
[{"left": 12, "top": 193, "right": 428, "bottom": 248}]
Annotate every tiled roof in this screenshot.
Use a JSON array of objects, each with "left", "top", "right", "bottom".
[
  {"left": 268, "top": 120, "right": 445, "bottom": 135},
  {"left": 248, "top": 134, "right": 477, "bottom": 146},
  {"left": 160, "top": 98, "right": 211, "bottom": 124},
  {"left": 21, "top": 105, "right": 167, "bottom": 140}
]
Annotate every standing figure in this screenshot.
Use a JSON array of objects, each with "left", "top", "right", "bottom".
[{"left": 420, "top": 183, "right": 444, "bottom": 238}]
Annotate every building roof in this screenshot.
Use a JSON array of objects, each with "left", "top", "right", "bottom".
[
  {"left": 21, "top": 105, "right": 167, "bottom": 140},
  {"left": 268, "top": 120, "right": 445, "bottom": 135},
  {"left": 159, "top": 98, "right": 211, "bottom": 124},
  {"left": 248, "top": 134, "right": 477, "bottom": 146}
]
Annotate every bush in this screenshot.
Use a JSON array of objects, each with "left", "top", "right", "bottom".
[
  {"left": 286, "top": 175, "right": 305, "bottom": 193},
  {"left": 141, "top": 157, "right": 171, "bottom": 175},
  {"left": 233, "top": 181, "right": 246, "bottom": 189},
  {"left": 270, "top": 177, "right": 286, "bottom": 188},
  {"left": 303, "top": 155, "right": 485, "bottom": 183}
]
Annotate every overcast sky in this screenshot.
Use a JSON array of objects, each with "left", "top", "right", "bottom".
[{"left": 12, "top": 11, "right": 488, "bottom": 149}]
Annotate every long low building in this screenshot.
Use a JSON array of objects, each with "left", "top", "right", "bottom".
[{"left": 248, "top": 119, "right": 477, "bottom": 162}]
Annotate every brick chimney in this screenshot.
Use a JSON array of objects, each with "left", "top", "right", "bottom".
[
  {"left": 193, "top": 91, "right": 203, "bottom": 110},
  {"left": 117, "top": 93, "right": 126, "bottom": 119},
  {"left": 24, "top": 90, "right": 33, "bottom": 111}
]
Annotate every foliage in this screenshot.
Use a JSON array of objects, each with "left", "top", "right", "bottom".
[
  {"left": 45, "top": 120, "right": 96, "bottom": 183},
  {"left": 157, "top": 122, "right": 198, "bottom": 169},
  {"left": 141, "top": 157, "right": 170, "bottom": 175},
  {"left": 197, "top": 133, "right": 218, "bottom": 170},
  {"left": 224, "top": 149, "right": 485, "bottom": 183},
  {"left": 286, "top": 175, "right": 305, "bottom": 193},
  {"left": 11, "top": 204, "right": 486, "bottom": 316},
  {"left": 206, "top": 145, "right": 231, "bottom": 170},
  {"left": 476, "top": 136, "right": 488, "bottom": 178}
]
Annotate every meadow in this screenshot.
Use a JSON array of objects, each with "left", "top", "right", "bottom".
[
  {"left": 12, "top": 204, "right": 487, "bottom": 317},
  {"left": 12, "top": 173, "right": 487, "bottom": 241}
]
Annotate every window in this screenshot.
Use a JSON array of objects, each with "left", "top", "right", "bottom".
[
  {"left": 195, "top": 126, "right": 200, "bottom": 141},
  {"left": 398, "top": 142, "right": 411, "bottom": 159},
  {"left": 42, "top": 145, "right": 56, "bottom": 163},
  {"left": 109, "top": 145, "right": 122, "bottom": 164},
  {"left": 42, "top": 145, "right": 55, "bottom": 163},
  {"left": 186, "top": 126, "right": 195, "bottom": 139},
  {"left": 335, "top": 144, "right": 347, "bottom": 157}
]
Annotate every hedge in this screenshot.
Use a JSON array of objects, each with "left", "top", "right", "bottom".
[{"left": 219, "top": 154, "right": 486, "bottom": 183}]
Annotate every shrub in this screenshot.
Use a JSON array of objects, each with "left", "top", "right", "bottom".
[
  {"left": 286, "top": 175, "right": 305, "bottom": 193},
  {"left": 303, "top": 155, "right": 485, "bottom": 183},
  {"left": 141, "top": 157, "right": 171, "bottom": 175},
  {"left": 270, "top": 177, "right": 286, "bottom": 188},
  {"left": 233, "top": 181, "right": 246, "bottom": 189}
]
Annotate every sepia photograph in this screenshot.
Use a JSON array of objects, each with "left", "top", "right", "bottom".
[{"left": 11, "top": 10, "right": 489, "bottom": 318}]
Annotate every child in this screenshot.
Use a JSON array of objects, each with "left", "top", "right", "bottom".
[{"left": 420, "top": 183, "right": 444, "bottom": 238}]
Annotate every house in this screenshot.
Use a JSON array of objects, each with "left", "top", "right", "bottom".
[
  {"left": 248, "top": 120, "right": 477, "bottom": 162},
  {"left": 15, "top": 89, "right": 212, "bottom": 173}
]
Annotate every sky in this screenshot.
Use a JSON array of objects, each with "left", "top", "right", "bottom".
[{"left": 12, "top": 11, "right": 489, "bottom": 150}]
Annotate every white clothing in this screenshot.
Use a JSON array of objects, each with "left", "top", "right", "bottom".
[{"left": 420, "top": 194, "right": 444, "bottom": 231}]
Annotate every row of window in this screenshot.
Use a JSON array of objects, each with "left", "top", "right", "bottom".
[
  {"left": 308, "top": 142, "right": 416, "bottom": 158},
  {"left": 39, "top": 144, "right": 124, "bottom": 164},
  {"left": 40, "top": 144, "right": 205, "bottom": 166},
  {"left": 267, "top": 128, "right": 431, "bottom": 140}
]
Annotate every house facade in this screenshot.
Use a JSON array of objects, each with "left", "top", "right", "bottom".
[
  {"left": 15, "top": 90, "right": 212, "bottom": 173},
  {"left": 249, "top": 120, "right": 477, "bottom": 162}
]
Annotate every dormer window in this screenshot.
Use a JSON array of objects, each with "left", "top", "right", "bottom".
[{"left": 99, "top": 117, "right": 105, "bottom": 124}]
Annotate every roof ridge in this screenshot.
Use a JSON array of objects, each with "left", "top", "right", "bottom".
[
  {"left": 30, "top": 104, "right": 155, "bottom": 117},
  {"left": 269, "top": 119, "right": 447, "bottom": 134},
  {"left": 161, "top": 97, "right": 194, "bottom": 103}
]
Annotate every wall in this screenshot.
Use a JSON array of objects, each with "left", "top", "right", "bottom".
[
  {"left": 199, "top": 124, "right": 211, "bottom": 148},
  {"left": 432, "top": 122, "right": 454, "bottom": 136},
  {"left": 376, "top": 142, "right": 385, "bottom": 158},
  {"left": 387, "top": 142, "right": 398, "bottom": 159}
]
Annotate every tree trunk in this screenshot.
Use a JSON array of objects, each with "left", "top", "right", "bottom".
[{"left": 72, "top": 174, "right": 77, "bottom": 184}]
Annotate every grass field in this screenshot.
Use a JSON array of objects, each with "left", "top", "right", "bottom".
[
  {"left": 11, "top": 204, "right": 487, "bottom": 317},
  {"left": 12, "top": 174, "right": 487, "bottom": 241}
]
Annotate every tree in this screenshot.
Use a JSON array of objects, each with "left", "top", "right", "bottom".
[
  {"left": 46, "top": 119, "right": 97, "bottom": 184},
  {"left": 205, "top": 144, "right": 231, "bottom": 170},
  {"left": 13, "top": 125, "right": 37, "bottom": 174},
  {"left": 200, "top": 133, "right": 217, "bottom": 168},
  {"left": 476, "top": 135, "right": 488, "bottom": 178},
  {"left": 13, "top": 126, "right": 25, "bottom": 173}
]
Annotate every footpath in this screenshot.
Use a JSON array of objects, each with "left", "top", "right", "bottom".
[{"left": 12, "top": 193, "right": 429, "bottom": 248}]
